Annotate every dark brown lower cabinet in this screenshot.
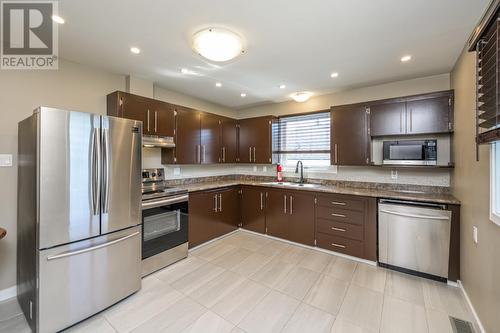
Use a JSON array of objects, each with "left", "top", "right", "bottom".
[
  {"left": 314, "top": 193, "right": 376, "bottom": 261},
  {"left": 188, "top": 190, "right": 218, "bottom": 248},
  {"left": 288, "top": 191, "right": 315, "bottom": 246},
  {"left": 265, "top": 189, "right": 289, "bottom": 239},
  {"left": 188, "top": 186, "right": 239, "bottom": 248},
  {"left": 216, "top": 187, "right": 240, "bottom": 236},
  {"left": 240, "top": 186, "right": 266, "bottom": 233}
]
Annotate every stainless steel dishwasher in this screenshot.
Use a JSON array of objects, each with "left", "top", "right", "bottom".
[{"left": 378, "top": 199, "right": 452, "bottom": 281}]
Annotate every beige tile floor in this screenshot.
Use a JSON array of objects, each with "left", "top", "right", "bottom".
[{"left": 0, "top": 230, "right": 477, "bottom": 333}]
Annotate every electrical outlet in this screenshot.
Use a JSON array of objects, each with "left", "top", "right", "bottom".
[
  {"left": 0, "top": 154, "right": 13, "bottom": 167},
  {"left": 473, "top": 226, "right": 478, "bottom": 244},
  {"left": 391, "top": 170, "right": 398, "bottom": 179},
  {"left": 263, "top": 166, "right": 267, "bottom": 172},
  {"left": 173, "top": 167, "right": 181, "bottom": 176},
  {"left": 253, "top": 166, "right": 257, "bottom": 172}
]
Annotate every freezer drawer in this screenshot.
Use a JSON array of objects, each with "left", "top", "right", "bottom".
[
  {"left": 38, "top": 226, "right": 141, "bottom": 333},
  {"left": 378, "top": 202, "right": 451, "bottom": 279}
]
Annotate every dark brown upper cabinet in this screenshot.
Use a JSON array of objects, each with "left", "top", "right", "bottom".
[
  {"left": 369, "top": 90, "right": 454, "bottom": 136},
  {"left": 173, "top": 106, "right": 201, "bottom": 164},
  {"left": 238, "top": 116, "right": 274, "bottom": 164},
  {"left": 107, "top": 91, "right": 174, "bottom": 137},
  {"left": 331, "top": 104, "right": 370, "bottom": 166},
  {"left": 200, "top": 112, "right": 221, "bottom": 164},
  {"left": 220, "top": 117, "right": 238, "bottom": 163},
  {"left": 370, "top": 101, "right": 406, "bottom": 136}
]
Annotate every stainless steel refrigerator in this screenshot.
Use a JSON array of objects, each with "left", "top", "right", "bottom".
[{"left": 17, "top": 107, "right": 142, "bottom": 333}]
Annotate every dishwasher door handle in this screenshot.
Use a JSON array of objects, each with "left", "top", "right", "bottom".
[{"left": 379, "top": 209, "right": 449, "bottom": 220}]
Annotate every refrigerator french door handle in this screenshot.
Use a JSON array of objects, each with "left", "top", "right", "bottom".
[
  {"left": 46, "top": 231, "right": 140, "bottom": 261},
  {"left": 102, "top": 128, "right": 111, "bottom": 214},
  {"left": 90, "top": 128, "right": 100, "bottom": 215}
]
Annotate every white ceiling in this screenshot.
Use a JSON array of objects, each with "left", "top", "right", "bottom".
[{"left": 58, "top": 0, "right": 489, "bottom": 109}]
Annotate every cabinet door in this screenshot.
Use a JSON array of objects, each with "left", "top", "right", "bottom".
[
  {"left": 120, "top": 93, "right": 153, "bottom": 135},
  {"left": 331, "top": 105, "right": 370, "bottom": 166},
  {"left": 406, "top": 95, "right": 451, "bottom": 134},
  {"left": 239, "top": 116, "right": 273, "bottom": 163},
  {"left": 154, "top": 101, "right": 175, "bottom": 137},
  {"left": 200, "top": 113, "right": 221, "bottom": 164},
  {"left": 370, "top": 102, "right": 406, "bottom": 136},
  {"left": 221, "top": 118, "right": 238, "bottom": 163},
  {"left": 254, "top": 117, "right": 272, "bottom": 164},
  {"left": 175, "top": 106, "right": 201, "bottom": 164},
  {"left": 265, "top": 189, "right": 289, "bottom": 239},
  {"left": 240, "top": 186, "right": 266, "bottom": 233},
  {"left": 217, "top": 187, "right": 240, "bottom": 236},
  {"left": 238, "top": 118, "right": 255, "bottom": 163},
  {"left": 188, "top": 190, "right": 218, "bottom": 248},
  {"left": 288, "top": 191, "right": 315, "bottom": 246}
]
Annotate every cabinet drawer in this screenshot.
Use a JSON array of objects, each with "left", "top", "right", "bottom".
[
  {"left": 316, "top": 219, "right": 364, "bottom": 241},
  {"left": 316, "top": 206, "right": 364, "bottom": 225},
  {"left": 316, "top": 194, "right": 365, "bottom": 211},
  {"left": 316, "top": 232, "right": 364, "bottom": 258}
]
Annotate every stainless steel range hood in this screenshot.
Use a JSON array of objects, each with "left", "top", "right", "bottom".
[{"left": 142, "top": 135, "right": 175, "bottom": 148}]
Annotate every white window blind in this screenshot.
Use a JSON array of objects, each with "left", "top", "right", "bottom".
[{"left": 272, "top": 111, "right": 331, "bottom": 167}]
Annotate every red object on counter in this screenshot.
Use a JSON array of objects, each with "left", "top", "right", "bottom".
[{"left": 276, "top": 163, "right": 283, "bottom": 182}]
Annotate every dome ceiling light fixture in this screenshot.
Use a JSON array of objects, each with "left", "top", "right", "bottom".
[
  {"left": 291, "top": 92, "right": 312, "bottom": 103},
  {"left": 192, "top": 27, "right": 245, "bottom": 62}
]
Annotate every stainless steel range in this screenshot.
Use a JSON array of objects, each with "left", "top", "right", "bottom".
[{"left": 141, "top": 168, "right": 189, "bottom": 276}]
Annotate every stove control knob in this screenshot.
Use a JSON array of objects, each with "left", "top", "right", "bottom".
[
  {"left": 151, "top": 172, "right": 156, "bottom": 177},
  {"left": 157, "top": 171, "right": 162, "bottom": 177}
]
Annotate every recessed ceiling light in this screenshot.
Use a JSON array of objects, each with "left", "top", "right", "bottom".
[
  {"left": 330, "top": 72, "right": 339, "bottom": 78},
  {"left": 401, "top": 55, "right": 412, "bottom": 62},
  {"left": 192, "top": 27, "right": 245, "bottom": 62},
  {"left": 51, "top": 15, "right": 65, "bottom": 24},
  {"left": 279, "top": 84, "right": 286, "bottom": 89},
  {"left": 181, "top": 68, "right": 189, "bottom": 74},
  {"left": 215, "top": 82, "right": 222, "bottom": 87},
  {"left": 240, "top": 93, "right": 247, "bottom": 98},
  {"left": 291, "top": 92, "right": 312, "bottom": 103},
  {"left": 130, "top": 47, "right": 141, "bottom": 54}
]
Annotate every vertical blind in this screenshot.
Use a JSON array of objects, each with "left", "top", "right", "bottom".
[{"left": 272, "top": 112, "right": 331, "bottom": 163}]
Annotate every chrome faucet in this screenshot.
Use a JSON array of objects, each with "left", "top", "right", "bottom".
[{"left": 295, "top": 160, "right": 304, "bottom": 183}]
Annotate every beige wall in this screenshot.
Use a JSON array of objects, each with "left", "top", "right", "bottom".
[
  {"left": 0, "top": 60, "right": 234, "bottom": 294},
  {"left": 237, "top": 73, "right": 450, "bottom": 118},
  {"left": 451, "top": 47, "right": 500, "bottom": 332},
  {"left": 154, "top": 85, "right": 235, "bottom": 118}
]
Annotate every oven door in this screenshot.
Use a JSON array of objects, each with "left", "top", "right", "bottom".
[{"left": 142, "top": 195, "right": 188, "bottom": 260}]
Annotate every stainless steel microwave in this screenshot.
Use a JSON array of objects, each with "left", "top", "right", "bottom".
[{"left": 382, "top": 140, "right": 437, "bottom": 166}]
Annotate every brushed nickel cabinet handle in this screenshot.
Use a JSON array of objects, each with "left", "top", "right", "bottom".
[
  {"left": 409, "top": 109, "right": 413, "bottom": 132},
  {"left": 253, "top": 147, "right": 256, "bottom": 162},
  {"left": 218, "top": 193, "right": 222, "bottom": 212},
  {"left": 331, "top": 243, "right": 346, "bottom": 249},
  {"left": 147, "top": 109, "right": 150, "bottom": 132},
  {"left": 222, "top": 147, "right": 226, "bottom": 162},
  {"left": 331, "top": 213, "right": 346, "bottom": 218},
  {"left": 334, "top": 144, "right": 338, "bottom": 164},
  {"left": 331, "top": 201, "right": 346, "bottom": 206},
  {"left": 214, "top": 195, "right": 218, "bottom": 212},
  {"left": 284, "top": 195, "right": 287, "bottom": 214},
  {"left": 331, "top": 227, "right": 346, "bottom": 232},
  {"left": 290, "top": 195, "right": 293, "bottom": 215},
  {"left": 154, "top": 111, "right": 158, "bottom": 133},
  {"left": 249, "top": 147, "right": 252, "bottom": 162},
  {"left": 260, "top": 192, "right": 264, "bottom": 210}
]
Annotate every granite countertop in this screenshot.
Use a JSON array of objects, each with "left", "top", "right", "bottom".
[{"left": 174, "top": 180, "right": 460, "bottom": 205}]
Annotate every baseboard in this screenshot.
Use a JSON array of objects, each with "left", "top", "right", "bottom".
[
  {"left": 238, "top": 228, "right": 377, "bottom": 266},
  {"left": 188, "top": 229, "right": 240, "bottom": 252},
  {"left": 458, "top": 280, "right": 486, "bottom": 333},
  {"left": 0, "top": 285, "right": 16, "bottom": 302}
]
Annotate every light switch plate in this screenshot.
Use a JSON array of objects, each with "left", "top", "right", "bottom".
[
  {"left": 391, "top": 170, "right": 398, "bottom": 179},
  {"left": 253, "top": 166, "right": 257, "bottom": 172},
  {"left": 473, "top": 226, "right": 478, "bottom": 244},
  {"left": 262, "top": 166, "right": 267, "bottom": 172},
  {"left": 173, "top": 167, "right": 181, "bottom": 176},
  {"left": 0, "top": 154, "right": 13, "bottom": 167}
]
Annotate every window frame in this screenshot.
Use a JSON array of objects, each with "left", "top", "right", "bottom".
[
  {"left": 272, "top": 110, "right": 331, "bottom": 169},
  {"left": 490, "top": 142, "right": 500, "bottom": 226}
]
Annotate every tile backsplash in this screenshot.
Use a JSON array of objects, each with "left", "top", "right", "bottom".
[{"left": 143, "top": 148, "right": 451, "bottom": 187}]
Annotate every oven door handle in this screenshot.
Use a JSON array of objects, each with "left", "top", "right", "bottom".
[{"left": 142, "top": 194, "right": 189, "bottom": 209}]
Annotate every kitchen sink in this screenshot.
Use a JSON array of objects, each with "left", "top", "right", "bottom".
[{"left": 261, "top": 181, "right": 320, "bottom": 188}]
